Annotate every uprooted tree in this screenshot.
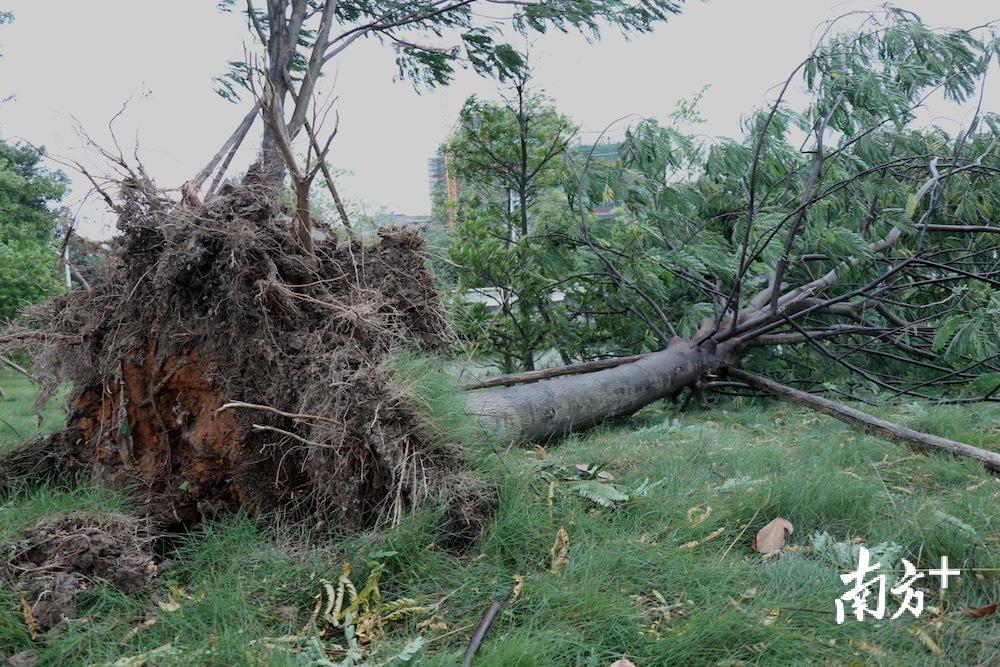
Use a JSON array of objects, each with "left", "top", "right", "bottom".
[
  {"left": 0, "top": 0, "right": 691, "bottom": 532},
  {"left": 2, "top": 7, "right": 999, "bottom": 544},
  {"left": 462, "top": 9, "right": 1000, "bottom": 469}
]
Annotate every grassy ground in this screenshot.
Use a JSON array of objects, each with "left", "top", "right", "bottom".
[
  {"left": 1, "top": 366, "right": 998, "bottom": 666},
  {"left": 0, "top": 368, "right": 66, "bottom": 446}
]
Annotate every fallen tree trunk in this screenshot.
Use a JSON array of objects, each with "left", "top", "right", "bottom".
[
  {"left": 464, "top": 339, "right": 734, "bottom": 441},
  {"left": 728, "top": 369, "right": 1000, "bottom": 472},
  {"left": 462, "top": 345, "right": 1000, "bottom": 472}
]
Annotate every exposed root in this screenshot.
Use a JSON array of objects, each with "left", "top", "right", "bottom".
[{"left": 1, "top": 171, "right": 492, "bottom": 538}]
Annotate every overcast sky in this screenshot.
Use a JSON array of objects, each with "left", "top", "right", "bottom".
[{"left": 0, "top": 1, "right": 997, "bottom": 239}]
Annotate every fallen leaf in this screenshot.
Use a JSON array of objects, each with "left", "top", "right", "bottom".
[
  {"left": 702, "top": 527, "right": 725, "bottom": 543},
  {"left": 851, "top": 640, "right": 887, "bottom": 657},
  {"left": 510, "top": 574, "right": 525, "bottom": 604},
  {"left": 123, "top": 616, "right": 157, "bottom": 640},
  {"left": 597, "top": 470, "right": 616, "bottom": 481},
  {"left": 550, "top": 528, "right": 569, "bottom": 572},
  {"left": 751, "top": 517, "right": 794, "bottom": 555},
  {"left": 962, "top": 602, "right": 997, "bottom": 619},
  {"left": 609, "top": 659, "right": 636, "bottom": 667},
  {"left": 5, "top": 651, "right": 39, "bottom": 667},
  {"left": 18, "top": 597, "right": 39, "bottom": 640},
  {"left": 910, "top": 628, "right": 944, "bottom": 657},
  {"left": 417, "top": 618, "right": 448, "bottom": 631},
  {"left": 679, "top": 527, "right": 725, "bottom": 549},
  {"left": 686, "top": 505, "right": 713, "bottom": 526},
  {"left": 157, "top": 599, "right": 181, "bottom": 613},
  {"left": 761, "top": 608, "right": 779, "bottom": 626},
  {"left": 575, "top": 463, "right": 591, "bottom": 473}
]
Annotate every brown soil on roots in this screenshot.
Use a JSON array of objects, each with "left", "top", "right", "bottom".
[
  {"left": 0, "top": 513, "right": 157, "bottom": 632},
  {"left": 3, "top": 170, "right": 493, "bottom": 539}
]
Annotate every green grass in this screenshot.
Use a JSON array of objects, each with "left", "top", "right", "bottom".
[
  {"left": 1, "top": 367, "right": 998, "bottom": 665},
  {"left": 0, "top": 368, "right": 67, "bottom": 453}
]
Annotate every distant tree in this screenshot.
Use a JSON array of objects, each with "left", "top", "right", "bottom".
[
  {"left": 446, "top": 73, "right": 580, "bottom": 371},
  {"left": 195, "top": 0, "right": 687, "bottom": 253},
  {"left": 0, "top": 140, "right": 67, "bottom": 322},
  {"left": 1, "top": 11, "right": 13, "bottom": 104}
]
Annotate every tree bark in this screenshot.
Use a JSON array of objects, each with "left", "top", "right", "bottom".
[
  {"left": 462, "top": 340, "right": 1000, "bottom": 473},
  {"left": 465, "top": 339, "right": 731, "bottom": 441}
]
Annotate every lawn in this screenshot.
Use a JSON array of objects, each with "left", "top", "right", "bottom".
[{"left": 1, "top": 366, "right": 998, "bottom": 666}]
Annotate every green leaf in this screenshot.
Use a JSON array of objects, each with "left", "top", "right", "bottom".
[
  {"left": 568, "top": 480, "right": 630, "bottom": 507},
  {"left": 932, "top": 315, "right": 966, "bottom": 352}
]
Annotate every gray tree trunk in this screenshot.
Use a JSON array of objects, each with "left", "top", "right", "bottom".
[{"left": 465, "top": 339, "right": 731, "bottom": 441}]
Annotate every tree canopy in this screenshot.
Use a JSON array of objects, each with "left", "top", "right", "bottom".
[
  {"left": 448, "top": 8, "right": 1000, "bottom": 403},
  {"left": 0, "top": 140, "right": 67, "bottom": 322}
]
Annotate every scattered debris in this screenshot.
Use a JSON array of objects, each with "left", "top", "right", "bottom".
[
  {"left": 1, "top": 175, "right": 492, "bottom": 538},
  {"left": 910, "top": 627, "right": 944, "bottom": 657},
  {"left": 462, "top": 600, "right": 502, "bottom": 667},
  {"left": 550, "top": 527, "right": 570, "bottom": 572},
  {"left": 534, "top": 458, "right": 662, "bottom": 508},
  {"left": 0, "top": 512, "right": 157, "bottom": 633},
  {"left": 5, "top": 651, "right": 39, "bottom": 667},
  {"left": 962, "top": 602, "right": 997, "bottom": 619},
  {"left": 630, "top": 590, "right": 687, "bottom": 638},
  {"left": 686, "top": 505, "right": 712, "bottom": 526},
  {"left": 809, "top": 531, "right": 904, "bottom": 577},
  {"left": 509, "top": 574, "right": 525, "bottom": 604},
  {"left": 681, "top": 526, "right": 726, "bottom": 549},
  {"left": 609, "top": 659, "right": 637, "bottom": 667},
  {"left": 760, "top": 608, "right": 780, "bottom": 626}
]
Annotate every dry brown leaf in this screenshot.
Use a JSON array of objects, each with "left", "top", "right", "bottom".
[
  {"left": 550, "top": 528, "right": 570, "bottom": 572},
  {"left": 510, "top": 574, "right": 525, "bottom": 604},
  {"left": 597, "top": 470, "right": 616, "bottom": 481},
  {"left": 852, "top": 640, "right": 887, "bottom": 657},
  {"left": 680, "top": 527, "right": 726, "bottom": 549},
  {"left": 910, "top": 628, "right": 944, "bottom": 657},
  {"left": 702, "top": 527, "right": 725, "bottom": 543},
  {"left": 962, "top": 602, "right": 997, "bottom": 619},
  {"left": 18, "top": 597, "right": 39, "bottom": 640},
  {"left": 609, "top": 659, "right": 637, "bottom": 667},
  {"left": 751, "top": 517, "right": 794, "bottom": 555},
  {"left": 761, "top": 608, "right": 779, "bottom": 626},
  {"left": 686, "top": 505, "right": 713, "bottom": 526},
  {"left": 417, "top": 618, "right": 448, "bottom": 631},
  {"left": 124, "top": 616, "right": 158, "bottom": 640}
]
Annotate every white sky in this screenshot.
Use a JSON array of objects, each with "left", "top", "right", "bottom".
[{"left": 0, "top": 1, "right": 997, "bottom": 239}]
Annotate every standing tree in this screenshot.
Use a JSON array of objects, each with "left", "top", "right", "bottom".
[
  {"left": 0, "top": 140, "right": 67, "bottom": 323},
  {"left": 447, "top": 74, "right": 580, "bottom": 371},
  {"left": 463, "top": 9, "right": 1000, "bottom": 471},
  {"left": 195, "top": 0, "right": 687, "bottom": 250}
]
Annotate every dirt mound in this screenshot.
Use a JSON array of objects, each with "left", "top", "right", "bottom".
[
  {"left": 0, "top": 513, "right": 157, "bottom": 632},
  {"left": 4, "top": 172, "right": 491, "bottom": 537}
]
